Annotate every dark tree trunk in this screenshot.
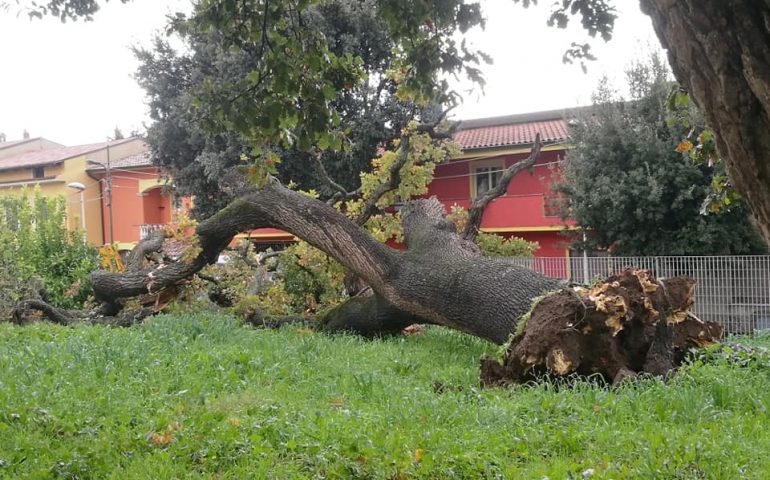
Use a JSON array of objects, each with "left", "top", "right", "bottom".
[
  {"left": 641, "top": 0, "right": 770, "bottom": 245},
  {"left": 87, "top": 180, "right": 563, "bottom": 344}
]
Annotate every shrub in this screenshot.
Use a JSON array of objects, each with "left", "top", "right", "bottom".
[
  {"left": 0, "top": 188, "right": 98, "bottom": 311},
  {"left": 474, "top": 231, "right": 538, "bottom": 257}
]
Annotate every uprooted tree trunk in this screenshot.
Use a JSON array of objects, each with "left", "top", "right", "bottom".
[
  {"left": 84, "top": 181, "right": 563, "bottom": 344},
  {"left": 480, "top": 269, "right": 723, "bottom": 386},
  {"left": 17, "top": 179, "right": 721, "bottom": 381}
]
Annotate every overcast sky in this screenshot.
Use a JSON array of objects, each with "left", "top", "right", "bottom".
[{"left": 0, "top": 0, "right": 662, "bottom": 146}]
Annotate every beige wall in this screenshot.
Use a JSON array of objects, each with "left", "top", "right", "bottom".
[
  {"left": 0, "top": 137, "right": 149, "bottom": 245},
  {"left": 0, "top": 156, "right": 104, "bottom": 244}
]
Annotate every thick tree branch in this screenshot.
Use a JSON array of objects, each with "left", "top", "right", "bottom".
[
  {"left": 353, "top": 107, "right": 457, "bottom": 225},
  {"left": 12, "top": 299, "right": 153, "bottom": 327},
  {"left": 90, "top": 180, "right": 398, "bottom": 305},
  {"left": 124, "top": 234, "right": 165, "bottom": 272},
  {"left": 462, "top": 133, "right": 542, "bottom": 241}
]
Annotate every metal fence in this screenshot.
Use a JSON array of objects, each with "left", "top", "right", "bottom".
[{"left": 510, "top": 255, "right": 770, "bottom": 335}]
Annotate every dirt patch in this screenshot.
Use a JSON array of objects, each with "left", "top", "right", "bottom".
[{"left": 481, "top": 269, "right": 722, "bottom": 387}]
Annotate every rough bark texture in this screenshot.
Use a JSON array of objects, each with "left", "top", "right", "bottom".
[
  {"left": 640, "top": 0, "right": 770, "bottom": 245},
  {"left": 12, "top": 299, "right": 154, "bottom": 327},
  {"left": 82, "top": 180, "right": 561, "bottom": 343},
  {"left": 480, "top": 269, "right": 722, "bottom": 386}
]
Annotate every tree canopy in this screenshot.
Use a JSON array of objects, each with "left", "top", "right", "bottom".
[
  {"left": 134, "top": 0, "right": 419, "bottom": 218},
  {"left": 556, "top": 56, "right": 766, "bottom": 256}
]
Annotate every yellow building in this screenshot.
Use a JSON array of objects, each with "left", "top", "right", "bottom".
[{"left": 0, "top": 136, "right": 148, "bottom": 245}]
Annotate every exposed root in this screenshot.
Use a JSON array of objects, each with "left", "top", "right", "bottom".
[{"left": 481, "top": 269, "right": 722, "bottom": 387}]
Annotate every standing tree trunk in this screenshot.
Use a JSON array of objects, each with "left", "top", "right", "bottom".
[{"left": 641, "top": 0, "right": 770, "bottom": 245}]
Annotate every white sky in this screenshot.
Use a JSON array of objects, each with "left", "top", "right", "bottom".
[{"left": 0, "top": 0, "right": 663, "bottom": 145}]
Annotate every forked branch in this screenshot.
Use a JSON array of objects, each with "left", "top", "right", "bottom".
[{"left": 462, "top": 133, "right": 542, "bottom": 241}]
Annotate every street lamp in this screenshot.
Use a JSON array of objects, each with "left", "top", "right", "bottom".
[{"left": 67, "top": 182, "right": 86, "bottom": 230}]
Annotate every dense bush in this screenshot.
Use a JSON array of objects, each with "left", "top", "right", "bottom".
[{"left": 0, "top": 188, "right": 98, "bottom": 314}]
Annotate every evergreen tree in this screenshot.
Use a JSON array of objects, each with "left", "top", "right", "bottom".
[{"left": 556, "top": 55, "right": 765, "bottom": 256}]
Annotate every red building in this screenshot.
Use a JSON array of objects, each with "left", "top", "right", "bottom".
[
  {"left": 87, "top": 149, "right": 189, "bottom": 250},
  {"left": 431, "top": 109, "right": 573, "bottom": 257},
  {"left": 248, "top": 109, "right": 574, "bottom": 255}
]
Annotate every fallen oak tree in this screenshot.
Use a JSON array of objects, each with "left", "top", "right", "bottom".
[
  {"left": 14, "top": 174, "right": 721, "bottom": 383},
  {"left": 85, "top": 182, "right": 563, "bottom": 344}
]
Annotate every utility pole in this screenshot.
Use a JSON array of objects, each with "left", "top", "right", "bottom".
[{"left": 105, "top": 144, "right": 114, "bottom": 245}]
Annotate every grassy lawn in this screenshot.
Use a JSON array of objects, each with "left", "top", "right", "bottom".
[{"left": 1, "top": 314, "right": 770, "bottom": 479}]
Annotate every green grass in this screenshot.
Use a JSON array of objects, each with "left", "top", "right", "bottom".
[{"left": 1, "top": 314, "right": 770, "bottom": 479}]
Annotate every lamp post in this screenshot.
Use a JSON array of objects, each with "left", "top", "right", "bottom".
[{"left": 67, "top": 182, "right": 86, "bottom": 230}]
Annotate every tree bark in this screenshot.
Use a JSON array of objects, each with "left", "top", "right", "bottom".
[
  {"left": 12, "top": 299, "right": 154, "bottom": 327},
  {"left": 86, "top": 179, "right": 562, "bottom": 343},
  {"left": 640, "top": 0, "right": 770, "bottom": 245}
]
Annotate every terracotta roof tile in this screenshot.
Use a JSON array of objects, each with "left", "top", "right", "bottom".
[
  {"left": 0, "top": 142, "right": 111, "bottom": 171},
  {"left": 87, "top": 151, "right": 154, "bottom": 170},
  {"left": 454, "top": 118, "right": 569, "bottom": 150}
]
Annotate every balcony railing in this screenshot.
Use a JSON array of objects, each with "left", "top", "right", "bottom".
[{"left": 139, "top": 224, "right": 165, "bottom": 240}]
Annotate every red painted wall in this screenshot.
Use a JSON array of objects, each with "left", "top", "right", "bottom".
[
  {"left": 143, "top": 188, "right": 171, "bottom": 225},
  {"left": 427, "top": 148, "right": 572, "bottom": 257},
  {"left": 512, "top": 231, "right": 568, "bottom": 257},
  {"left": 93, "top": 167, "right": 173, "bottom": 245}
]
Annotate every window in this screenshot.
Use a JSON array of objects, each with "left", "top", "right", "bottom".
[
  {"left": 32, "top": 166, "right": 45, "bottom": 179},
  {"left": 472, "top": 161, "right": 504, "bottom": 197}
]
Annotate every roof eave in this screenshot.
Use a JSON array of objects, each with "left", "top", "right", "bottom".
[{"left": 0, "top": 160, "right": 65, "bottom": 173}]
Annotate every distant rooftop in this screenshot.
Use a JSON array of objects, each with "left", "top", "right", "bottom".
[
  {"left": 0, "top": 137, "right": 40, "bottom": 150},
  {"left": 454, "top": 107, "right": 584, "bottom": 151},
  {"left": 0, "top": 137, "right": 140, "bottom": 172},
  {"left": 0, "top": 142, "right": 109, "bottom": 171},
  {"left": 87, "top": 151, "right": 154, "bottom": 171}
]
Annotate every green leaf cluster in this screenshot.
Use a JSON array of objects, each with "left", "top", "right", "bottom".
[
  {"left": 555, "top": 55, "right": 766, "bottom": 256},
  {"left": 0, "top": 188, "right": 98, "bottom": 314}
]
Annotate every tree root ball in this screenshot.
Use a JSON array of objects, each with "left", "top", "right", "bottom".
[{"left": 480, "top": 269, "right": 722, "bottom": 387}]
